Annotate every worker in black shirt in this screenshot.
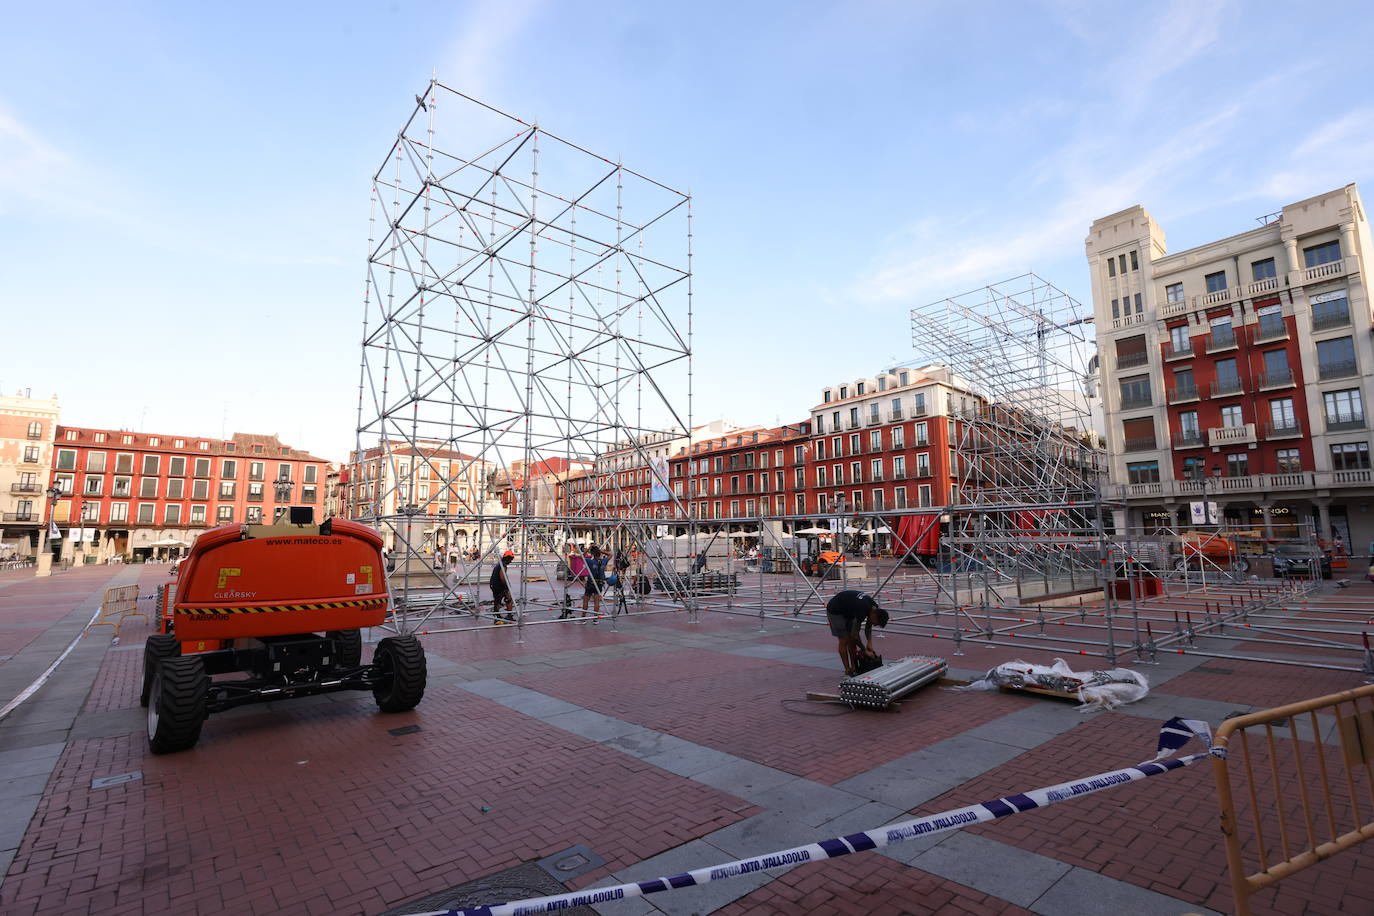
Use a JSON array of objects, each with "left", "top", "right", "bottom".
[
  {"left": 826, "top": 589, "right": 888, "bottom": 676},
  {"left": 490, "top": 550, "right": 516, "bottom": 621}
]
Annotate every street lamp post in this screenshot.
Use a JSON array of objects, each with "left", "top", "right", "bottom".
[
  {"left": 35, "top": 483, "right": 62, "bottom": 577},
  {"left": 272, "top": 477, "right": 294, "bottom": 522}
]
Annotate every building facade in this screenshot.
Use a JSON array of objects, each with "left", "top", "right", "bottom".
[
  {"left": 0, "top": 392, "right": 60, "bottom": 559},
  {"left": 50, "top": 428, "right": 329, "bottom": 562},
  {"left": 1088, "top": 184, "right": 1374, "bottom": 546},
  {"left": 342, "top": 441, "right": 496, "bottom": 552},
  {"left": 806, "top": 365, "right": 975, "bottom": 516},
  {"left": 667, "top": 423, "right": 812, "bottom": 521}
]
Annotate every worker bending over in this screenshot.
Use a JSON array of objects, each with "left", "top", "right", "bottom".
[{"left": 826, "top": 589, "right": 887, "bottom": 676}]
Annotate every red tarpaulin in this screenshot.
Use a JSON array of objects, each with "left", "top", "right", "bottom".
[{"left": 892, "top": 514, "right": 940, "bottom": 556}]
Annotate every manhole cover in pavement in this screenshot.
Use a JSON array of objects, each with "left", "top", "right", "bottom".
[{"left": 375, "top": 862, "right": 595, "bottom": 916}]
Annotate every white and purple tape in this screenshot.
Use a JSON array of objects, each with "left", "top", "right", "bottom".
[{"left": 420, "top": 718, "right": 1219, "bottom": 916}]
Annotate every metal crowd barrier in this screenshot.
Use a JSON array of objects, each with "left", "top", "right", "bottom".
[
  {"left": 1212, "top": 684, "right": 1374, "bottom": 914},
  {"left": 85, "top": 585, "right": 145, "bottom": 638}
]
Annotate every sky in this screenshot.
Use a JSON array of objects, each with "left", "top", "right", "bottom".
[{"left": 3, "top": 0, "right": 1373, "bottom": 462}]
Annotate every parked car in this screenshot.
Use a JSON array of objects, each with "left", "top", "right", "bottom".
[{"left": 1272, "top": 546, "right": 1331, "bottom": 579}]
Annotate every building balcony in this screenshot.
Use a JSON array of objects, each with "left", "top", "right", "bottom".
[
  {"left": 1326, "top": 468, "right": 1374, "bottom": 486},
  {"left": 2, "top": 512, "right": 36, "bottom": 523},
  {"left": 1327, "top": 416, "right": 1366, "bottom": 432},
  {"left": 1168, "top": 383, "right": 1201, "bottom": 404},
  {"left": 889, "top": 408, "right": 903, "bottom": 421},
  {"left": 1123, "top": 436, "right": 1158, "bottom": 453},
  {"left": 1318, "top": 359, "right": 1358, "bottom": 381},
  {"left": 1252, "top": 317, "right": 1288, "bottom": 343},
  {"left": 891, "top": 468, "right": 908, "bottom": 480},
  {"left": 846, "top": 420, "right": 861, "bottom": 430},
  {"left": 1312, "top": 308, "right": 1351, "bottom": 332},
  {"left": 1110, "top": 471, "right": 1321, "bottom": 501},
  {"left": 911, "top": 406, "right": 928, "bottom": 418},
  {"left": 870, "top": 471, "right": 885, "bottom": 482},
  {"left": 1264, "top": 418, "right": 1304, "bottom": 439},
  {"left": 913, "top": 438, "right": 929, "bottom": 448},
  {"left": 1257, "top": 367, "right": 1294, "bottom": 390},
  {"left": 1202, "top": 287, "right": 1232, "bottom": 306},
  {"left": 1304, "top": 259, "right": 1346, "bottom": 283},
  {"left": 1208, "top": 423, "right": 1256, "bottom": 446},
  {"left": 1159, "top": 298, "right": 1189, "bottom": 317},
  {"left": 9, "top": 483, "right": 40, "bottom": 494},
  {"left": 865, "top": 414, "right": 882, "bottom": 426},
  {"left": 1248, "top": 277, "right": 1281, "bottom": 297},
  {"left": 1162, "top": 340, "right": 1194, "bottom": 360},
  {"left": 1205, "top": 329, "right": 1238, "bottom": 353},
  {"left": 1172, "top": 430, "right": 1205, "bottom": 448},
  {"left": 1209, "top": 377, "right": 1243, "bottom": 398},
  {"left": 1116, "top": 351, "right": 1149, "bottom": 370},
  {"left": 1119, "top": 393, "right": 1153, "bottom": 411},
  {"left": 1111, "top": 313, "right": 1146, "bottom": 330},
  {"left": 1121, "top": 481, "right": 1164, "bottom": 498}
]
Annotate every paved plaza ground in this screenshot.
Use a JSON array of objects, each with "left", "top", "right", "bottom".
[{"left": 0, "top": 563, "right": 1371, "bottom": 915}]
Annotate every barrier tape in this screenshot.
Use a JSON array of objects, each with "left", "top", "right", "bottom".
[
  {"left": 421, "top": 718, "right": 1220, "bottom": 916},
  {"left": 176, "top": 598, "right": 387, "bottom": 616}
]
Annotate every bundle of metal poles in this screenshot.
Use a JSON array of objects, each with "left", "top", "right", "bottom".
[{"left": 839, "top": 655, "right": 948, "bottom": 709}]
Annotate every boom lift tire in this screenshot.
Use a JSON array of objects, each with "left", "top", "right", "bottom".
[
  {"left": 148, "top": 656, "right": 209, "bottom": 754},
  {"left": 372, "top": 635, "right": 426, "bottom": 713},
  {"left": 330, "top": 628, "right": 362, "bottom": 668},
  {"left": 140, "top": 634, "right": 182, "bottom": 708}
]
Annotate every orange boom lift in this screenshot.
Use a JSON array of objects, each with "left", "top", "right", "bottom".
[{"left": 140, "top": 507, "right": 425, "bottom": 753}]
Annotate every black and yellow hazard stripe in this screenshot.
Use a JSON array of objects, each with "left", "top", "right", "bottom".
[{"left": 176, "top": 598, "right": 387, "bottom": 617}]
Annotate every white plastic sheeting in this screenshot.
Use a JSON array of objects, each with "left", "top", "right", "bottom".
[{"left": 956, "top": 657, "right": 1149, "bottom": 711}]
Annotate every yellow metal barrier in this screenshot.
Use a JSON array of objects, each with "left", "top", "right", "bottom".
[
  {"left": 85, "top": 585, "right": 145, "bottom": 638},
  {"left": 1212, "top": 684, "right": 1374, "bottom": 915}
]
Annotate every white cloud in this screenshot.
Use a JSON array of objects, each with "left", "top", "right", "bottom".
[{"left": 439, "top": 0, "right": 545, "bottom": 97}]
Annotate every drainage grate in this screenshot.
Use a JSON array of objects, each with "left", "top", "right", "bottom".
[
  {"left": 375, "top": 862, "right": 596, "bottom": 916},
  {"left": 92, "top": 771, "right": 143, "bottom": 790},
  {"left": 387, "top": 724, "right": 423, "bottom": 736}
]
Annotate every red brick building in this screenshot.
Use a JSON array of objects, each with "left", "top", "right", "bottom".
[
  {"left": 50, "top": 427, "right": 328, "bottom": 562},
  {"left": 669, "top": 423, "right": 812, "bottom": 521}
]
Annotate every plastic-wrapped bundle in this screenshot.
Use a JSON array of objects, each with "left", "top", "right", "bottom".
[
  {"left": 958, "top": 657, "right": 1148, "bottom": 711},
  {"left": 840, "top": 655, "right": 948, "bottom": 709}
]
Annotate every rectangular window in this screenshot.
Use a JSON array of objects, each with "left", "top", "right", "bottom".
[
  {"left": 109, "top": 502, "right": 128, "bottom": 523},
  {"left": 1166, "top": 282, "right": 1184, "bottom": 303},
  {"left": 1205, "top": 271, "right": 1227, "bottom": 293},
  {"left": 217, "top": 505, "right": 234, "bottom": 523},
  {"left": 112, "top": 476, "right": 131, "bottom": 497},
  {"left": 1269, "top": 398, "right": 1296, "bottom": 431},
  {"left": 823, "top": 390, "right": 831, "bottom": 403},
  {"left": 141, "top": 455, "right": 159, "bottom": 476},
  {"left": 190, "top": 505, "right": 207, "bottom": 525},
  {"left": 1252, "top": 258, "right": 1276, "bottom": 281},
  {"left": 137, "top": 503, "right": 156, "bottom": 524},
  {"left": 1304, "top": 240, "right": 1341, "bottom": 267},
  {"left": 1275, "top": 448, "right": 1301, "bottom": 473},
  {"left": 1317, "top": 336, "right": 1357, "bottom": 380},
  {"left": 816, "top": 466, "right": 827, "bottom": 487},
  {"left": 918, "top": 484, "right": 932, "bottom": 507},
  {"left": 916, "top": 453, "right": 930, "bottom": 475},
  {"left": 1107, "top": 257, "right": 1116, "bottom": 278},
  {"left": 815, "top": 439, "right": 826, "bottom": 460},
  {"left": 56, "top": 449, "right": 76, "bottom": 471},
  {"left": 301, "top": 485, "right": 317, "bottom": 504},
  {"left": 869, "top": 430, "right": 881, "bottom": 451},
  {"left": 1225, "top": 453, "right": 1249, "bottom": 477},
  {"left": 912, "top": 392, "right": 926, "bottom": 415},
  {"left": 831, "top": 436, "right": 842, "bottom": 456},
  {"left": 192, "top": 479, "right": 209, "bottom": 500},
  {"left": 1118, "top": 254, "right": 1127, "bottom": 274},
  {"left": 1115, "top": 334, "right": 1148, "bottom": 369},
  {"left": 1111, "top": 298, "right": 1119, "bottom": 319},
  {"left": 164, "top": 504, "right": 182, "bottom": 525},
  {"left": 893, "top": 455, "right": 907, "bottom": 477},
  {"left": 1169, "top": 324, "right": 1190, "bottom": 352},
  {"left": 55, "top": 474, "right": 73, "bottom": 494},
  {"left": 1126, "top": 461, "right": 1160, "bottom": 484},
  {"left": 167, "top": 479, "right": 185, "bottom": 499},
  {"left": 850, "top": 461, "right": 861, "bottom": 483},
  {"left": 83, "top": 476, "right": 103, "bottom": 496},
  {"left": 1134, "top": 292, "right": 1143, "bottom": 313},
  {"left": 168, "top": 456, "right": 186, "bottom": 477},
  {"left": 1324, "top": 389, "right": 1364, "bottom": 429},
  {"left": 1130, "top": 250, "right": 1139, "bottom": 271},
  {"left": 247, "top": 507, "right": 262, "bottom": 524},
  {"left": 222, "top": 459, "right": 238, "bottom": 478},
  {"left": 1122, "top": 416, "right": 1155, "bottom": 450},
  {"left": 219, "top": 481, "right": 237, "bottom": 499},
  {"left": 848, "top": 433, "right": 860, "bottom": 455},
  {"left": 304, "top": 465, "right": 318, "bottom": 484},
  {"left": 86, "top": 451, "right": 106, "bottom": 472},
  {"left": 1214, "top": 357, "right": 1240, "bottom": 393},
  {"left": 194, "top": 458, "right": 210, "bottom": 478},
  {"left": 113, "top": 453, "right": 133, "bottom": 474},
  {"left": 894, "top": 486, "right": 907, "bottom": 509},
  {"left": 1119, "top": 375, "right": 1151, "bottom": 409},
  {"left": 1311, "top": 291, "right": 1350, "bottom": 330},
  {"left": 22, "top": 446, "right": 38, "bottom": 463},
  {"left": 1220, "top": 404, "right": 1244, "bottom": 428},
  {"left": 1330, "top": 442, "right": 1371, "bottom": 470},
  {"left": 249, "top": 461, "right": 264, "bottom": 481},
  {"left": 139, "top": 477, "right": 158, "bottom": 498}
]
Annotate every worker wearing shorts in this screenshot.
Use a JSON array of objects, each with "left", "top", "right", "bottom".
[
  {"left": 826, "top": 590, "right": 887, "bottom": 676},
  {"left": 581, "top": 545, "right": 608, "bottom": 623}
]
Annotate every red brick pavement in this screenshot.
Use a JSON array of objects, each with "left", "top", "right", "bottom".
[
  {"left": 915, "top": 712, "right": 1373, "bottom": 915},
  {"left": 413, "top": 618, "right": 644, "bottom": 662},
  {"left": 716, "top": 850, "right": 1035, "bottom": 916},
  {"left": 510, "top": 648, "right": 1032, "bottom": 785},
  {"left": 1163, "top": 659, "right": 1366, "bottom": 709},
  {"left": 1, "top": 685, "right": 758, "bottom": 916}
]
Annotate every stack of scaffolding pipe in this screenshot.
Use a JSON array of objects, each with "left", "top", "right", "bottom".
[{"left": 840, "top": 655, "right": 948, "bottom": 709}]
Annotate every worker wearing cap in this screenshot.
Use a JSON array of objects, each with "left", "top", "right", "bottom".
[
  {"left": 826, "top": 589, "right": 888, "bottom": 676},
  {"left": 490, "top": 550, "right": 516, "bottom": 621}
]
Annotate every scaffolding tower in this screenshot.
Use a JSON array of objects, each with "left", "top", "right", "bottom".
[
  {"left": 909, "top": 274, "right": 1105, "bottom": 606},
  {"left": 355, "top": 80, "right": 693, "bottom": 628}
]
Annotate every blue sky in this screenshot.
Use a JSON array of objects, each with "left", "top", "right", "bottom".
[{"left": 3, "top": 0, "right": 1373, "bottom": 461}]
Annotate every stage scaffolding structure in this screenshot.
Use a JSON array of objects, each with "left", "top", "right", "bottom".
[{"left": 354, "top": 79, "right": 700, "bottom": 633}]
